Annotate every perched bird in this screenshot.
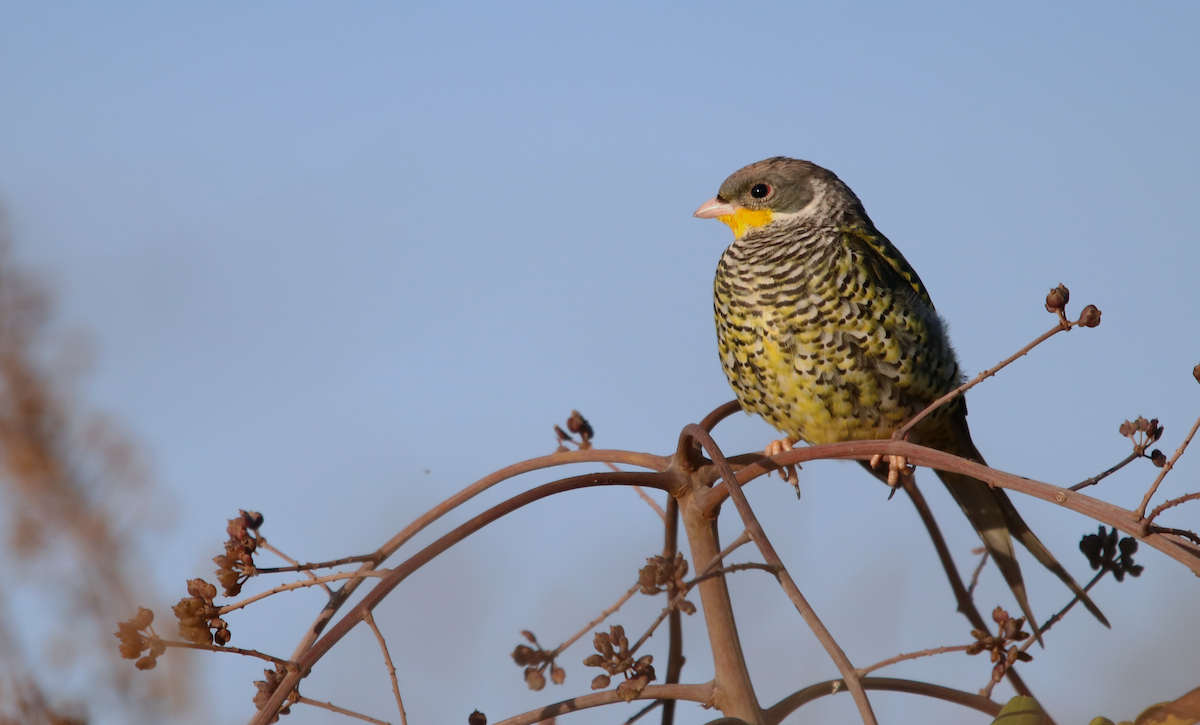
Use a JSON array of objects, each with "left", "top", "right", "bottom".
[{"left": 694, "top": 156, "right": 1106, "bottom": 635}]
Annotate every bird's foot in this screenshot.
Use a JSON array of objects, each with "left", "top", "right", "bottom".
[
  {"left": 765, "top": 438, "right": 801, "bottom": 497},
  {"left": 870, "top": 454, "right": 915, "bottom": 499}
]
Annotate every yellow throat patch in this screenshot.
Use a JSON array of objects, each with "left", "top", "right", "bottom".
[{"left": 718, "top": 207, "right": 774, "bottom": 239}]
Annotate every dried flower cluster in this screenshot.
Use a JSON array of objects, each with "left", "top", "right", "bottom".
[
  {"left": 967, "top": 607, "right": 1032, "bottom": 695},
  {"left": 113, "top": 607, "right": 166, "bottom": 670},
  {"left": 172, "top": 578, "right": 230, "bottom": 646},
  {"left": 1118, "top": 417, "right": 1165, "bottom": 462},
  {"left": 510, "top": 630, "right": 565, "bottom": 691},
  {"left": 554, "top": 410, "right": 594, "bottom": 452},
  {"left": 215, "top": 510, "right": 265, "bottom": 597},
  {"left": 1080, "top": 526, "right": 1144, "bottom": 582},
  {"left": 584, "top": 625, "right": 655, "bottom": 702},
  {"left": 638, "top": 553, "right": 696, "bottom": 615},
  {"left": 253, "top": 664, "right": 299, "bottom": 724}
]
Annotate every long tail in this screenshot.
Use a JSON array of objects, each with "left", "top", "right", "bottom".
[{"left": 935, "top": 411, "right": 1109, "bottom": 639}]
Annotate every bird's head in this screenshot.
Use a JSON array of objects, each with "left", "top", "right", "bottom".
[{"left": 694, "top": 157, "right": 847, "bottom": 239}]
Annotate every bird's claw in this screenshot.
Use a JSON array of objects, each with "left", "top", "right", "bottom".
[
  {"left": 870, "top": 454, "right": 915, "bottom": 498},
  {"left": 765, "top": 438, "right": 801, "bottom": 496}
]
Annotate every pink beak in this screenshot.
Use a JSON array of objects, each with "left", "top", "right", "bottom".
[{"left": 693, "top": 197, "right": 738, "bottom": 219}]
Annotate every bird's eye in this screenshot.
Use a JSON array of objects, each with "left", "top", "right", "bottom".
[{"left": 750, "top": 183, "right": 771, "bottom": 199}]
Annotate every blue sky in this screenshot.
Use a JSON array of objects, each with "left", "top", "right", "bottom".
[{"left": 1, "top": 3, "right": 1198, "bottom": 724}]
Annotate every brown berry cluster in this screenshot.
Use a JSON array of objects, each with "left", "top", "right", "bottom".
[
  {"left": 214, "top": 510, "right": 264, "bottom": 597},
  {"left": 1118, "top": 417, "right": 1166, "bottom": 465},
  {"left": 584, "top": 625, "right": 655, "bottom": 702},
  {"left": 554, "top": 410, "right": 594, "bottom": 452},
  {"left": 1193, "top": 363, "right": 1200, "bottom": 385},
  {"left": 967, "top": 607, "right": 1032, "bottom": 692},
  {"left": 114, "top": 607, "right": 166, "bottom": 670},
  {"left": 253, "top": 664, "right": 299, "bottom": 723},
  {"left": 467, "top": 710, "right": 487, "bottom": 725},
  {"left": 510, "top": 630, "right": 565, "bottom": 691},
  {"left": 172, "top": 578, "right": 231, "bottom": 646},
  {"left": 638, "top": 553, "right": 697, "bottom": 615},
  {"left": 1080, "top": 526, "right": 1144, "bottom": 582}
]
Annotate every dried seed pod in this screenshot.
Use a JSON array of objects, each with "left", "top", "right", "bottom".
[{"left": 1045, "top": 284, "right": 1069, "bottom": 313}]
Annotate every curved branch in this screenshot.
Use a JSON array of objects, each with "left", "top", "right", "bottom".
[
  {"left": 702, "top": 439, "right": 1200, "bottom": 575},
  {"left": 487, "top": 682, "right": 716, "bottom": 725},
  {"left": 287, "top": 448, "right": 669, "bottom": 662},
  {"left": 764, "top": 677, "right": 1002, "bottom": 725},
  {"left": 249, "top": 470, "right": 672, "bottom": 725},
  {"left": 700, "top": 400, "right": 743, "bottom": 432}
]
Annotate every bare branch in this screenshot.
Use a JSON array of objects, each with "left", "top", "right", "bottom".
[
  {"left": 704, "top": 439, "right": 1200, "bottom": 575},
  {"left": 219, "top": 570, "right": 390, "bottom": 615},
  {"left": 287, "top": 447, "right": 670, "bottom": 665},
  {"left": 487, "top": 682, "right": 715, "bottom": 725},
  {"left": 1147, "top": 491, "right": 1200, "bottom": 526},
  {"left": 251, "top": 470, "right": 671, "bottom": 725},
  {"left": 550, "top": 581, "right": 640, "bottom": 659},
  {"left": 255, "top": 553, "right": 378, "bottom": 575},
  {"left": 1069, "top": 451, "right": 1141, "bottom": 492},
  {"left": 1018, "top": 570, "right": 1106, "bottom": 654},
  {"left": 894, "top": 318, "right": 1079, "bottom": 442},
  {"left": 161, "top": 640, "right": 293, "bottom": 669},
  {"left": 966, "top": 549, "right": 989, "bottom": 598},
  {"left": 258, "top": 540, "right": 336, "bottom": 597},
  {"left": 854, "top": 645, "right": 973, "bottom": 678},
  {"left": 683, "top": 424, "right": 877, "bottom": 725},
  {"left": 362, "top": 611, "right": 406, "bottom": 725},
  {"left": 296, "top": 696, "right": 390, "bottom": 725},
  {"left": 1136, "top": 411, "right": 1200, "bottom": 520}
]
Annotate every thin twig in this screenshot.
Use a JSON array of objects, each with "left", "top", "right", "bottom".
[
  {"left": 257, "top": 540, "right": 337, "bottom": 597},
  {"left": 698, "top": 529, "right": 752, "bottom": 576},
  {"left": 1137, "top": 411, "right": 1200, "bottom": 519},
  {"left": 684, "top": 424, "right": 878, "bottom": 725},
  {"left": 219, "top": 570, "right": 389, "bottom": 615},
  {"left": 160, "top": 640, "right": 293, "bottom": 668},
  {"left": 256, "top": 553, "right": 378, "bottom": 575},
  {"left": 1069, "top": 451, "right": 1141, "bottom": 492},
  {"left": 296, "top": 696, "right": 390, "bottom": 725},
  {"left": 688, "top": 562, "right": 780, "bottom": 588},
  {"left": 362, "top": 611, "right": 406, "bottom": 725},
  {"left": 854, "top": 645, "right": 972, "bottom": 677},
  {"left": 630, "top": 589, "right": 693, "bottom": 655},
  {"left": 894, "top": 318, "right": 1076, "bottom": 442},
  {"left": 899, "top": 478, "right": 1036, "bottom": 700},
  {"left": 1148, "top": 525, "right": 1200, "bottom": 546},
  {"left": 550, "top": 582, "right": 641, "bottom": 659},
  {"left": 966, "top": 549, "right": 989, "bottom": 598},
  {"left": 626, "top": 558, "right": 777, "bottom": 660},
  {"left": 1018, "top": 570, "right": 1106, "bottom": 654},
  {"left": 594, "top": 456, "right": 666, "bottom": 522},
  {"left": 1147, "top": 491, "right": 1200, "bottom": 523},
  {"left": 622, "top": 699, "right": 663, "bottom": 725}
]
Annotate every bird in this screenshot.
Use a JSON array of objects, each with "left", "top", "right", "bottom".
[{"left": 694, "top": 156, "right": 1107, "bottom": 636}]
